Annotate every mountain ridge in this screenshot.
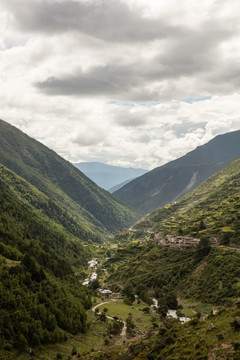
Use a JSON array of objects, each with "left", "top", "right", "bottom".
[
  {"left": 134, "top": 156, "right": 240, "bottom": 246},
  {"left": 114, "top": 130, "right": 240, "bottom": 214},
  {"left": 0, "top": 119, "right": 138, "bottom": 237}
]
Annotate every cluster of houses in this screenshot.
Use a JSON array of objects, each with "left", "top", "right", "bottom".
[
  {"left": 158, "top": 234, "right": 200, "bottom": 248},
  {"left": 156, "top": 234, "right": 218, "bottom": 249},
  {"left": 98, "top": 289, "right": 122, "bottom": 299},
  {"left": 82, "top": 259, "right": 122, "bottom": 299},
  {"left": 124, "top": 227, "right": 219, "bottom": 249}
]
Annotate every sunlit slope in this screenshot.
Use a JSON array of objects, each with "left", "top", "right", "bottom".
[
  {"left": 0, "top": 163, "right": 92, "bottom": 266},
  {"left": 136, "top": 157, "right": 240, "bottom": 245},
  {"left": 0, "top": 119, "right": 137, "bottom": 236}
]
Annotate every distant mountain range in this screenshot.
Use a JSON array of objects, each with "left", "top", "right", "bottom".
[
  {"left": 114, "top": 130, "right": 240, "bottom": 215},
  {"left": 73, "top": 161, "right": 147, "bottom": 191}
]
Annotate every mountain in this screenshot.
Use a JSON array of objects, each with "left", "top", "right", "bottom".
[
  {"left": 73, "top": 161, "right": 147, "bottom": 191},
  {"left": 108, "top": 153, "right": 240, "bottom": 297},
  {"left": 0, "top": 162, "right": 92, "bottom": 351},
  {"left": 0, "top": 119, "right": 138, "bottom": 237},
  {"left": 135, "top": 156, "right": 240, "bottom": 245},
  {"left": 108, "top": 178, "right": 135, "bottom": 193},
  {"left": 114, "top": 130, "right": 240, "bottom": 215},
  {"left": 101, "top": 156, "right": 240, "bottom": 359}
]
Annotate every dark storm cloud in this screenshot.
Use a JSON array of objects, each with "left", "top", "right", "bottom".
[{"left": 4, "top": 0, "right": 185, "bottom": 43}]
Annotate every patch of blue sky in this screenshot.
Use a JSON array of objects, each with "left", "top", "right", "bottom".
[
  {"left": 4, "top": 37, "right": 28, "bottom": 49},
  {"left": 179, "top": 96, "right": 212, "bottom": 104}
]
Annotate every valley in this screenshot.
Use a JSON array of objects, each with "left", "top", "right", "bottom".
[
  {"left": 1, "top": 0, "right": 240, "bottom": 358},
  {"left": 1, "top": 122, "right": 240, "bottom": 359}
]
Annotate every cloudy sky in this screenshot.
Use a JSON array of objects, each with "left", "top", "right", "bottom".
[{"left": 1, "top": 0, "right": 240, "bottom": 169}]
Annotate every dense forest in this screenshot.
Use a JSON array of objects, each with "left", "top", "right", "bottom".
[{"left": 0, "top": 164, "right": 94, "bottom": 351}]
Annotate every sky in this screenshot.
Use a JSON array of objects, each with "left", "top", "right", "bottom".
[{"left": 1, "top": 0, "right": 240, "bottom": 170}]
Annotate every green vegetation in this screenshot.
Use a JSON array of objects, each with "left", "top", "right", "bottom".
[
  {"left": 114, "top": 303, "right": 240, "bottom": 360},
  {"left": 135, "top": 157, "right": 240, "bottom": 245},
  {"left": 0, "top": 119, "right": 138, "bottom": 239},
  {"left": 1, "top": 121, "right": 240, "bottom": 359},
  {"left": 0, "top": 163, "right": 95, "bottom": 351},
  {"left": 105, "top": 241, "right": 240, "bottom": 305},
  {"left": 98, "top": 300, "right": 153, "bottom": 331},
  {"left": 0, "top": 164, "right": 91, "bottom": 267}
]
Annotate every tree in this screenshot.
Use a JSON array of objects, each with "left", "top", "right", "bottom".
[
  {"left": 90, "top": 279, "right": 100, "bottom": 291},
  {"left": 230, "top": 318, "right": 240, "bottom": 331},
  {"left": 14, "top": 334, "right": 28, "bottom": 351},
  {"left": 99, "top": 312, "right": 107, "bottom": 322},
  {"left": 199, "top": 219, "right": 206, "bottom": 230},
  {"left": 71, "top": 346, "right": 77, "bottom": 356},
  {"left": 196, "top": 236, "right": 211, "bottom": 260},
  {"left": 165, "top": 292, "right": 178, "bottom": 310},
  {"left": 126, "top": 315, "right": 135, "bottom": 334},
  {"left": 123, "top": 296, "right": 134, "bottom": 306},
  {"left": 123, "top": 283, "right": 134, "bottom": 299}
]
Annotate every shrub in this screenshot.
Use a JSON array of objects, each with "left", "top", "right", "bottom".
[{"left": 230, "top": 318, "right": 240, "bottom": 331}]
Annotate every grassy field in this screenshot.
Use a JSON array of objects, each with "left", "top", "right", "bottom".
[
  {"left": 181, "top": 308, "right": 195, "bottom": 317},
  {"left": 178, "top": 298, "right": 215, "bottom": 316},
  {"left": 98, "top": 300, "right": 157, "bottom": 331},
  {"left": 194, "top": 303, "right": 215, "bottom": 314}
]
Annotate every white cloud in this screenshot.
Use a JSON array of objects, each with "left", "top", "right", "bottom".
[{"left": 0, "top": 0, "right": 239, "bottom": 170}]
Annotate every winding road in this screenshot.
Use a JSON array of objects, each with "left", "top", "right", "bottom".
[{"left": 92, "top": 300, "right": 127, "bottom": 338}]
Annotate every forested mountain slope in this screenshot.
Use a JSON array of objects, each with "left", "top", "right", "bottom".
[
  {"left": 0, "top": 163, "right": 93, "bottom": 352},
  {"left": 135, "top": 157, "right": 240, "bottom": 245},
  {"left": 114, "top": 130, "right": 240, "bottom": 214},
  {"left": 0, "top": 119, "right": 137, "bottom": 236}
]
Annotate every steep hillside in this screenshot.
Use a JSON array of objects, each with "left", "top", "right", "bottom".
[
  {"left": 97, "top": 302, "right": 240, "bottom": 360},
  {"left": 0, "top": 119, "right": 137, "bottom": 236},
  {"left": 0, "top": 163, "right": 93, "bottom": 262},
  {"left": 104, "top": 156, "right": 240, "bottom": 314},
  {"left": 135, "top": 157, "right": 240, "bottom": 245},
  {"left": 73, "top": 161, "right": 147, "bottom": 191},
  {"left": 108, "top": 178, "right": 134, "bottom": 193},
  {"left": 114, "top": 130, "right": 240, "bottom": 214},
  {"left": 0, "top": 163, "right": 93, "bottom": 351}
]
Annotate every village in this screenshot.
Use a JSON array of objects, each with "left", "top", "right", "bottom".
[
  {"left": 125, "top": 227, "right": 218, "bottom": 249},
  {"left": 155, "top": 233, "right": 218, "bottom": 249}
]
